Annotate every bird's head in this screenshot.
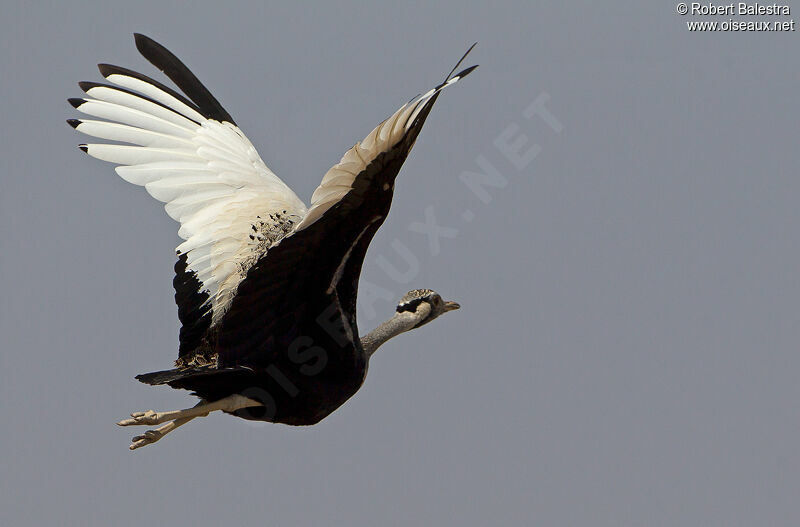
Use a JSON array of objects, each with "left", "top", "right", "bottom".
[{"left": 396, "top": 288, "right": 460, "bottom": 329}]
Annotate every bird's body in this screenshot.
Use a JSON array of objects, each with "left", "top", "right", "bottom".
[{"left": 69, "top": 34, "right": 472, "bottom": 447}]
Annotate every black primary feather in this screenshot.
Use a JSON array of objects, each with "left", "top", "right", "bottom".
[
  {"left": 133, "top": 33, "right": 236, "bottom": 124},
  {"left": 444, "top": 42, "right": 478, "bottom": 81}
]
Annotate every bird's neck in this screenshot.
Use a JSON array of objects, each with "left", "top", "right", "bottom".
[
  {"left": 361, "top": 313, "right": 417, "bottom": 357},
  {"left": 360, "top": 310, "right": 424, "bottom": 357}
]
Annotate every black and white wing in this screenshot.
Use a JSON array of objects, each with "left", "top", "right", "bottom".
[
  {"left": 295, "top": 70, "right": 474, "bottom": 230},
  {"left": 68, "top": 34, "right": 307, "bottom": 354},
  {"left": 216, "top": 51, "right": 478, "bottom": 365}
]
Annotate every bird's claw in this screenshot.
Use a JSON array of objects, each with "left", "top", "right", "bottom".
[
  {"left": 117, "top": 410, "right": 159, "bottom": 426},
  {"left": 129, "top": 429, "right": 162, "bottom": 450}
]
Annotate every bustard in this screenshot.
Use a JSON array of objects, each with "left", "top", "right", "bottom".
[{"left": 68, "top": 34, "right": 475, "bottom": 450}]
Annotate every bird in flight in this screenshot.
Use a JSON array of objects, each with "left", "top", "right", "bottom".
[{"left": 68, "top": 34, "right": 476, "bottom": 450}]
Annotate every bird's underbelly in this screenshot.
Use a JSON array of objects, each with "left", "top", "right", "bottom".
[
  {"left": 227, "top": 366, "right": 367, "bottom": 425},
  {"left": 199, "top": 289, "right": 369, "bottom": 424},
  {"left": 179, "top": 352, "right": 367, "bottom": 425}
]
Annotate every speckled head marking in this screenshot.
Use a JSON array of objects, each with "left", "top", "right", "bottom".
[
  {"left": 396, "top": 289, "right": 460, "bottom": 327},
  {"left": 396, "top": 288, "right": 437, "bottom": 313}
]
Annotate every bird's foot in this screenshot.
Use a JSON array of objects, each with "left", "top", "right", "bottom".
[
  {"left": 116, "top": 396, "right": 262, "bottom": 450},
  {"left": 117, "top": 410, "right": 162, "bottom": 426},
  {"left": 129, "top": 429, "right": 163, "bottom": 450}
]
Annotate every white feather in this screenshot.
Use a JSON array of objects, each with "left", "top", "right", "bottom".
[
  {"left": 73, "top": 99, "right": 195, "bottom": 138},
  {"left": 103, "top": 73, "right": 207, "bottom": 123},
  {"left": 76, "top": 77, "right": 307, "bottom": 327},
  {"left": 83, "top": 86, "right": 199, "bottom": 129},
  {"left": 84, "top": 145, "right": 198, "bottom": 165},
  {"left": 73, "top": 120, "right": 195, "bottom": 148}
]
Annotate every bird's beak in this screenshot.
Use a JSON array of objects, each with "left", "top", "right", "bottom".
[{"left": 443, "top": 300, "right": 461, "bottom": 312}]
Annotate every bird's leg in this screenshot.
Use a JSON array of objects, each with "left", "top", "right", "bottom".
[
  {"left": 117, "top": 394, "right": 263, "bottom": 427},
  {"left": 128, "top": 406, "right": 203, "bottom": 450}
]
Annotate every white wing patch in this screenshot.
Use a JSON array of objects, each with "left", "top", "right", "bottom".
[
  {"left": 295, "top": 75, "right": 465, "bottom": 231},
  {"left": 71, "top": 52, "right": 472, "bottom": 332},
  {"left": 72, "top": 81, "right": 307, "bottom": 326}
]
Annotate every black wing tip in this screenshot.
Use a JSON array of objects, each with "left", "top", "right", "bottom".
[
  {"left": 68, "top": 97, "right": 85, "bottom": 109},
  {"left": 78, "top": 144, "right": 88, "bottom": 153},
  {"left": 97, "top": 63, "right": 118, "bottom": 78},
  {"left": 78, "top": 81, "right": 102, "bottom": 93},
  {"left": 453, "top": 64, "right": 479, "bottom": 81},
  {"left": 133, "top": 32, "right": 156, "bottom": 50},
  {"left": 66, "top": 118, "right": 81, "bottom": 129},
  {"left": 464, "top": 42, "right": 478, "bottom": 58},
  {"left": 134, "top": 33, "right": 170, "bottom": 63},
  {"left": 445, "top": 42, "right": 479, "bottom": 81}
]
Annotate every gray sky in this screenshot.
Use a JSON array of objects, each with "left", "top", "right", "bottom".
[{"left": 3, "top": 1, "right": 800, "bottom": 525}]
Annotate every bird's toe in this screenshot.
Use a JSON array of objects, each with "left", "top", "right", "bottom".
[
  {"left": 117, "top": 410, "right": 159, "bottom": 426},
  {"left": 129, "top": 430, "right": 162, "bottom": 450}
]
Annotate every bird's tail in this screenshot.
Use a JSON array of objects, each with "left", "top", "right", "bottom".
[
  {"left": 135, "top": 365, "right": 253, "bottom": 387},
  {"left": 135, "top": 368, "right": 191, "bottom": 385}
]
